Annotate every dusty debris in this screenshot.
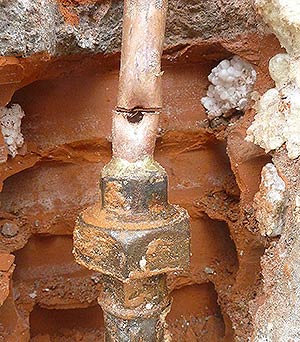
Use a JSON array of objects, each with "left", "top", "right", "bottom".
[
  {"left": 1, "top": 222, "right": 19, "bottom": 238},
  {"left": 204, "top": 267, "right": 215, "bottom": 275},
  {"left": 0, "top": 104, "right": 25, "bottom": 158},
  {"left": 0, "top": 253, "right": 15, "bottom": 306}
]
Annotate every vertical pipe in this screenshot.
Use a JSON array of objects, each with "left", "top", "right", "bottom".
[
  {"left": 99, "top": 274, "right": 170, "bottom": 341},
  {"left": 74, "top": 1, "right": 189, "bottom": 341},
  {"left": 117, "top": 0, "right": 168, "bottom": 111},
  {"left": 112, "top": 111, "right": 160, "bottom": 162}
]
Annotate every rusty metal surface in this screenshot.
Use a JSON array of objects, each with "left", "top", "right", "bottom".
[
  {"left": 99, "top": 275, "right": 169, "bottom": 319},
  {"left": 103, "top": 301, "right": 171, "bottom": 342},
  {"left": 101, "top": 156, "right": 168, "bottom": 218},
  {"left": 117, "top": 0, "right": 168, "bottom": 111},
  {"left": 73, "top": 157, "right": 190, "bottom": 281},
  {"left": 100, "top": 275, "right": 170, "bottom": 340},
  {"left": 73, "top": 0, "right": 191, "bottom": 340},
  {"left": 73, "top": 210, "right": 190, "bottom": 280},
  {"left": 73, "top": 154, "right": 190, "bottom": 340}
]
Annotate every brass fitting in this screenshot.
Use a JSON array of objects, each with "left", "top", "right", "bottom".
[
  {"left": 73, "top": 0, "right": 190, "bottom": 340},
  {"left": 74, "top": 155, "right": 190, "bottom": 340}
]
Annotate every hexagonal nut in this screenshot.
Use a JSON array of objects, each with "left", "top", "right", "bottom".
[{"left": 73, "top": 204, "right": 190, "bottom": 281}]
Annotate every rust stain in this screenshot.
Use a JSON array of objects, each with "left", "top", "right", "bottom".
[{"left": 104, "top": 181, "right": 127, "bottom": 209}]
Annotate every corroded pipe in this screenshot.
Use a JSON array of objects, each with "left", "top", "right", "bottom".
[
  {"left": 112, "top": 111, "right": 159, "bottom": 162},
  {"left": 117, "top": 0, "right": 168, "bottom": 111},
  {"left": 73, "top": 0, "right": 190, "bottom": 341},
  {"left": 115, "top": 0, "right": 167, "bottom": 163}
]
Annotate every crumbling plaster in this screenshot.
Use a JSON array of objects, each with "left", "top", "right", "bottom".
[
  {"left": 0, "top": 104, "right": 25, "bottom": 158},
  {"left": 0, "top": 0, "right": 263, "bottom": 57}
]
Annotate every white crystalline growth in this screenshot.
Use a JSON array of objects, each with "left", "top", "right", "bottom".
[
  {"left": 254, "top": 163, "right": 286, "bottom": 237},
  {"left": 201, "top": 56, "right": 257, "bottom": 119},
  {"left": 246, "top": 54, "right": 300, "bottom": 159},
  {"left": 255, "top": 0, "right": 300, "bottom": 58},
  {"left": 0, "top": 104, "right": 25, "bottom": 158}
]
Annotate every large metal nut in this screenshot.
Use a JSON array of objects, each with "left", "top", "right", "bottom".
[{"left": 73, "top": 204, "right": 190, "bottom": 281}]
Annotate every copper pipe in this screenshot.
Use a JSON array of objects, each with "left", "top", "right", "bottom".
[
  {"left": 112, "top": 111, "right": 159, "bottom": 162},
  {"left": 73, "top": 0, "right": 190, "bottom": 340},
  {"left": 117, "top": 0, "right": 168, "bottom": 111}
]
